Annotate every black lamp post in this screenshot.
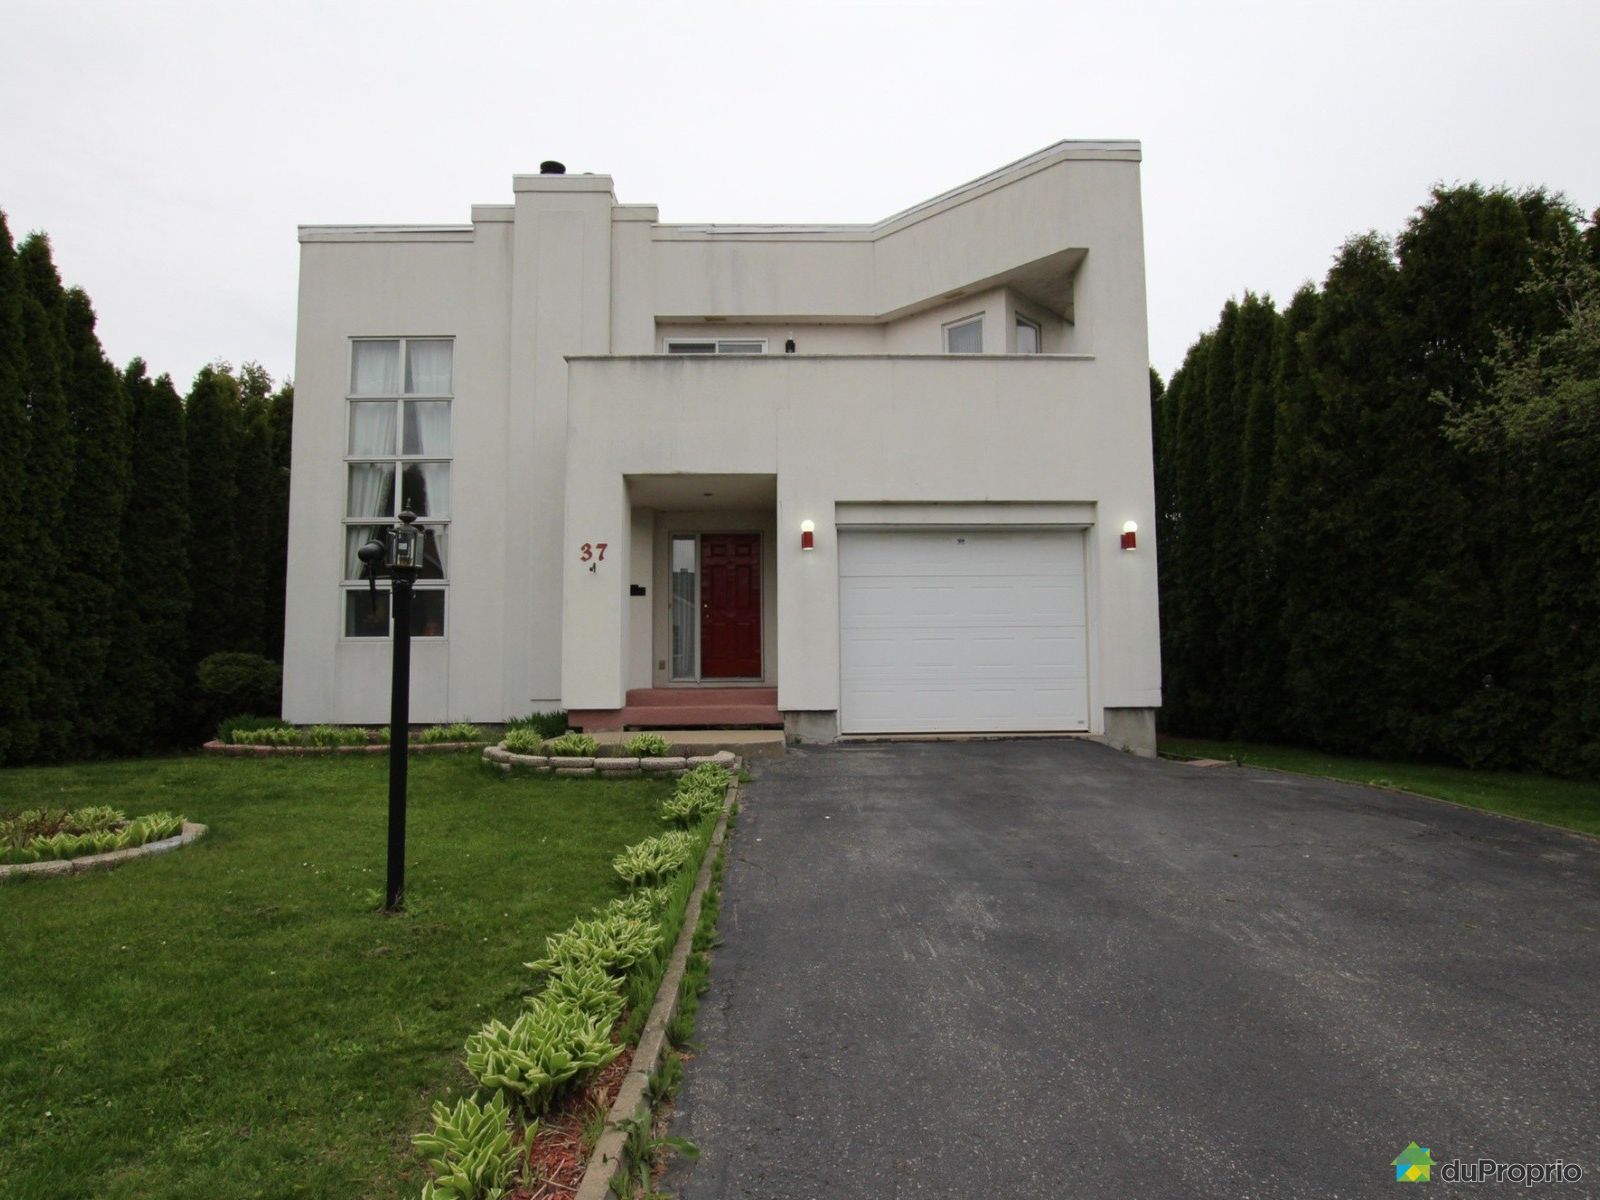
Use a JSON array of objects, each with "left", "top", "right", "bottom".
[{"left": 357, "top": 509, "right": 427, "bottom": 913}]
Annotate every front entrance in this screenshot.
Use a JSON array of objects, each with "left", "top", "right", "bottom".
[{"left": 671, "top": 532, "right": 762, "bottom": 680}]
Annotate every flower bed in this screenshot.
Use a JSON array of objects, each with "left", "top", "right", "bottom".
[
  {"left": 1, "top": 806, "right": 185, "bottom": 866},
  {"left": 408, "top": 762, "right": 736, "bottom": 1198},
  {"left": 203, "top": 721, "right": 489, "bottom": 756}
]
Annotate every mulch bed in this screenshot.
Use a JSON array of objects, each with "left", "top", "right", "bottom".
[{"left": 510, "top": 1046, "right": 635, "bottom": 1199}]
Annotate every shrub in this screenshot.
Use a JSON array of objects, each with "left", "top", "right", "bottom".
[
  {"left": 525, "top": 912, "right": 661, "bottom": 980},
  {"left": 463, "top": 997, "right": 621, "bottom": 1116},
  {"left": 537, "top": 961, "right": 625, "bottom": 1027},
  {"left": 661, "top": 787, "right": 724, "bottom": 825},
  {"left": 622, "top": 732, "right": 672, "bottom": 758},
  {"left": 412, "top": 1089, "right": 522, "bottom": 1200},
  {"left": 594, "top": 887, "right": 670, "bottom": 922},
  {"left": 505, "top": 710, "right": 569, "bottom": 740},
  {"left": 417, "top": 723, "right": 485, "bottom": 745},
  {"left": 612, "top": 830, "right": 697, "bottom": 887},
  {"left": 217, "top": 714, "right": 291, "bottom": 744},
  {"left": 304, "top": 724, "right": 367, "bottom": 748},
  {"left": 247, "top": 726, "right": 303, "bottom": 747},
  {"left": 544, "top": 732, "right": 599, "bottom": 758},
  {"left": 501, "top": 728, "right": 544, "bottom": 755},
  {"left": 681, "top": 762, "right": 731, "bottom": 790},
  {"left": 196, "top": 653, "right": 282, "bottom": 725}
]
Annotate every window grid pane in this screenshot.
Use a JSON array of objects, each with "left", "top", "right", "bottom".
[
  {"left": 351, "top": 340, "right": 401, "bottom": 394},
  {"left": 945, "top": 319, "right": 983, "bottom": 354},
  {"left": 346, "top": 463, "right": 396, "bottom": 518},
  {"left": 1016, "top": 318, "right": 1041, "bottom": 354},
  {"left": 403, "top": 401, "right": 451, "bottom": 456},
  {"left": 405, "top": 340, "right": 453, "bottom": 394}
]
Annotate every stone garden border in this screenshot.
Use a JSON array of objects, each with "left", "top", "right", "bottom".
[
  {"left": 482, "top": 744, "right": 740, "bottom": 777},
  {"left": 573, "top": 775, "right": 738, "bottom": 1200},
  {"left": 0, "top": 822, "right": 209, "bottom": 882},
  {"left": 201, "top": 740, "right": 485, "bottom": 757}
]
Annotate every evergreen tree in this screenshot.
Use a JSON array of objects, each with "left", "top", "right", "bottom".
[
  {"left": 10, "top": 234, "right": 76, "bottom": 761},
  {"left": 1288, "top": 233, "right": 1405, "bottom": 753},
  {"left": 1161, "top": 335, "right": 1214, "bottom": 731},
  {"left": 0, "top": 214, "right": 32, "bottom": 763},
  {"left": 1190, "top": 302, "right": 1242, "bottom": 735},
  {"left": 106, "top": 361, "right": 192, "bottom": 751},
  {"left": 264, "top": 380, "right": 295, "bottom": 662},
  {"left": 58, "top": 287, "right": 132, "bottom": 752},
  {"left": 185, "top": 363, "right": 244, "bottom": 667},
  {"left": 1446, "top": 237, "right": 1600, "bottom": 773},
  {"left": 1227, "top": 293, "right": 1283, "bottom": 738},
  {"left": 233, "top": 362, "right": 274, "bottom": 656},
  {"left": 1254, "top": 285, "right": 1320, "bottom": 741}
]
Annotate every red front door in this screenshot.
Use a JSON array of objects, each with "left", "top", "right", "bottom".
[{"left": 700, "top": 533, "right": 761, "bottom": 678}]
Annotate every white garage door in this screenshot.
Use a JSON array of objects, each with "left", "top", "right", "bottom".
[{"left": 838, "top": 528, "right": 1089, "bottom": 734}]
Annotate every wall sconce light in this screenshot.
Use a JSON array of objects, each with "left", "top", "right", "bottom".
[
  {"left": 1121, "top": 520, "right": 1138, "bottom": 551},
  {"left": 800, "top": 519, "right": 816, "bottom": 551}
]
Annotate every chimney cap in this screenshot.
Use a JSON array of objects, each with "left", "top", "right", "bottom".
[{"left": 539, "top": 160, "right": 566, "bottom": 175}]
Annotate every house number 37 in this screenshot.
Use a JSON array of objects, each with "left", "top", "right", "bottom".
[{"left": 579, "top": 542, "right": 608, "bottom": 562}]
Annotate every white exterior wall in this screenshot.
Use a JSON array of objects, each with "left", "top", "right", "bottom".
[
  {"left": 284, "top": 141, "right": 1159, "bottom": 729},
  {"left": 560, "top": 356, "right": 1160, "bottom": 729}
]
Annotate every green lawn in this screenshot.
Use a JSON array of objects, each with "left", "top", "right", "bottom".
[
  {"left": 1158, "top": 737, "right": 1600, "bottom": 837},
  {"left": 0, "top": 754, "right": 672, "bottom": 1200}
]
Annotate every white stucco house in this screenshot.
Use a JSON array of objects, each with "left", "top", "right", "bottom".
[{"left": 282, "top": 140, "right": 1162, "bottom": 752}]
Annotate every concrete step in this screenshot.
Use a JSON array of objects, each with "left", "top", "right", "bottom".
[
  {"left": 625, "top": 687, "right": 777, "bottom": 707},
  {"left": 591, "top": 729, "right": 786, "bottom": 758}
]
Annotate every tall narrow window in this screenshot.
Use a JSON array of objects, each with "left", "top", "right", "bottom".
[
  {"left": 942, "top": 315, "right": 984, "bottom": 354},
  {"left": 343, "top": 338, "right": 452, "bottom": 638},
  {"left": 1016, "top": 315, "right": 1042, "bottom": 354},
  {"left": 669, "top": 535, "right": 698, "bottom": 678}
]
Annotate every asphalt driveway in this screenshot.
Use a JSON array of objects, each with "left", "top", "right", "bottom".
[{"left": 664, "top": 740, "right": 1600, "bottom": 1199}]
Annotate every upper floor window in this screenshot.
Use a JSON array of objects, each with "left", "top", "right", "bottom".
[
  {"left": 664, "top": 338, "right": 767, "bottom": 355},
  {"left": 942, "top": 315, "right": 983, "bottom": 354},
  {"left": 1016, "top": 315, "right": 1042, "bottom": 354},
  {"left": 343, "top": 337, "right": 452, "bottom": 639}
]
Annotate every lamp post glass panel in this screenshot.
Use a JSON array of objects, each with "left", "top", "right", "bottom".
[{"left": 358, "top": 509, "right": 428, "bottom": 912}]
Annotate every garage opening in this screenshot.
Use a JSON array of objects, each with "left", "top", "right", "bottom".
[{"left": 838, "top": 527, "right": 1089, "bottom": 734}]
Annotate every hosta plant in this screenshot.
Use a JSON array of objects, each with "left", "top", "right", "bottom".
[
  {"left": 680, "top": 763, "right": 731, "bottom": 790},
  {"left": 501, "top": 727, "right": 544, "bottom": 754},
  {"left": 544, "top": 732, "right": 600, "bottom": 757},
  {"left": 463, "top": 997, "right": 621, "bottom": 1115},
  {"left": 595, "top": 887, "right": 671, "bottom": 922},
  {"left": 612, "top": 830, "right": 698, "bottom": 886},
  {"left": 525, "top": 912, "right": 660, "bottom": 980},
  {"left": 412, "top": 1089, "right": 523, "bottom": 1200},
  {"left": 0, "top": 806, "right": 186, "bottom": 865},
  {"left": 660, "top": 786, "right": 724, "bottom": 825},
  {"left": 622, "top": 732, "right": 673, "bottom": 758},
  {"left": 537, "top": 961, "right": 625, "bottom": 1026},
  {"left": 417, "top": 722, "right": 485, "bottom": 744}
]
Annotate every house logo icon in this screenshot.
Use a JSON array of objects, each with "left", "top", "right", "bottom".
[{"left": 1392, "top": 1143, "right": 1434, "bottom": 1182}]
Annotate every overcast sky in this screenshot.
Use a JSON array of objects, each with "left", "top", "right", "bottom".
[{"left": 3, "top": 0, "right": 1595, "bottom": 390}]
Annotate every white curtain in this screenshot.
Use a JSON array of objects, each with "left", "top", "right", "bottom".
[
  {"left": 403, "top": 400, "right": 451, "bottom": 456},
  {"left": 348, "top": 402, "right": 398, "bottom": 456},
  {"left": 405, "top": 340, "right": 452, "bottom": 394},
  {"left": 345, "top": 526, "right": 384, "bottom": 579},
  {"left": 401, "top": 462, "right": 449, "bottom": 517},
  {"left": 351, "top": 340, "right": 400, "bottom": 395},
  {"left": 347, "top": 463, "right": 395, "bottom": 518}
]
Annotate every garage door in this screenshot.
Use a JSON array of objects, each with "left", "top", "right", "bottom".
[{"left": 838, "top": 528, "right": 1089, "bottom": 734}]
